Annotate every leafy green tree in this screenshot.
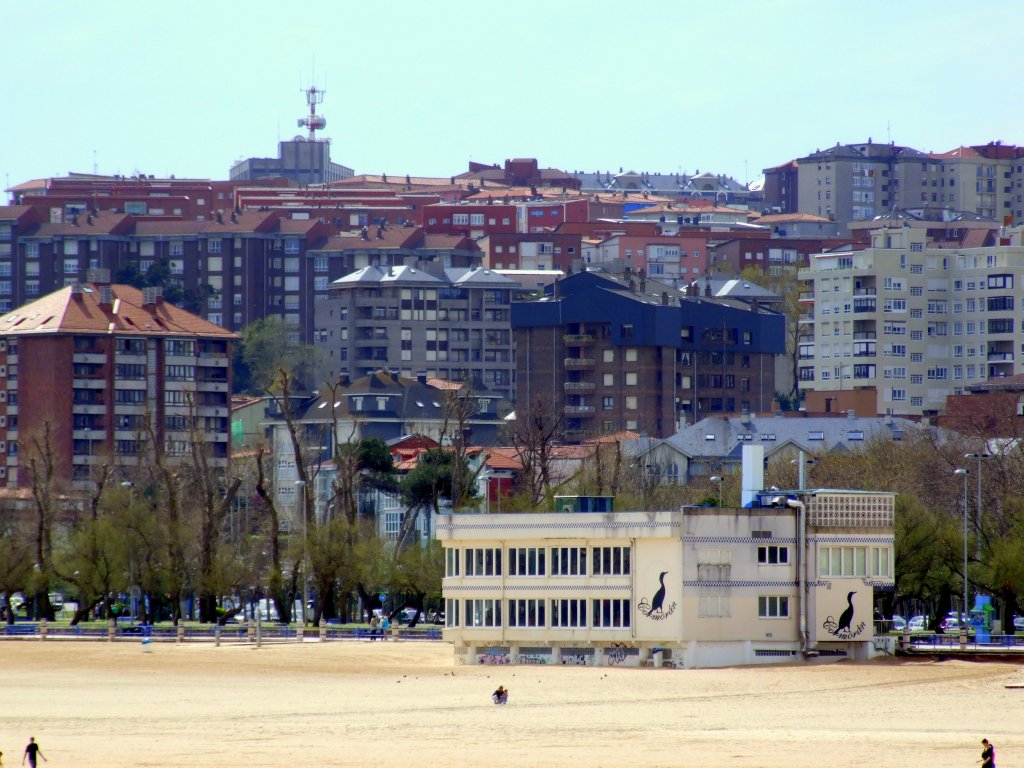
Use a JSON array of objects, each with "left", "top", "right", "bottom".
[
  {"left": 237, "top": 316, "right": 321, "bottom": 394},
  {"left": 398, "top": 449, "right": 478, "bottom": 549}
]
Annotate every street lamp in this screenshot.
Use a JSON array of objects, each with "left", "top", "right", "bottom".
[
  {"left": 709, "top": 476, "right": 724, "bottom": 507},
  {"left": 954, "top": 468, "right": 969, "bottom": 630},
  {"left": 964, "top": 452, "right": 992, "bottom": 552},
  {"left": 121, "top": 482, "right": 136, "bottom": 621},
  {"left": 294, "top": 479, "right": 308, "bottom": 626}
]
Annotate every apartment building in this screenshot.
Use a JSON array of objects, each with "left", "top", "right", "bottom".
[
  {"left": 315, "top": 265, "right": 518, "bottom": 402},
  {"left": 797, "top": 224, "right": 1024, "bottom": 416},
  {"left": 512, "top": 270, "right": 784, "bottom": 440},
  {"left": 438, "top": 446, "right": 895, "bottom": 668},
  {"left": 769, "top": 140, "right": 1024, "bottom": 231},
  {"left": 0, "top": 278, "right": 236, "bottom": 488}
]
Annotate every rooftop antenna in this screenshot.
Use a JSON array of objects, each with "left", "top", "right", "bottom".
[
  {"left": 298, "top": 82, "right": 326, "bottom": 141},
  {"left": 93, "top": 149, "right": 97, "bottom": 176}
]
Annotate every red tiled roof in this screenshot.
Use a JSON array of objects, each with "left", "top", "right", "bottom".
[{"left": 0, "top": 283, "right": 238, "bottom": 339}]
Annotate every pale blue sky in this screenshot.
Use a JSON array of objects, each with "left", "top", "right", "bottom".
[{"left": 3, "top": 0, "right": 1021, "bottom": 195}]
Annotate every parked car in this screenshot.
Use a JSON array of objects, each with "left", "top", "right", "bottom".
[
  {"left": 941, "top": 612, "right": 972, "bottom": 633},
  {"left": 890, "top": 615, "right": 907, "bottom": 632},
  {"left": 908, "top": 615, "right": 927, "bottom": 632},
  {"left": 1013, "top": 616, "right": 1024, "bottom": 632}
]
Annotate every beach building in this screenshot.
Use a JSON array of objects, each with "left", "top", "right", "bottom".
[{"left": 437, "top": 445, "right": 894, "bottom": 669}]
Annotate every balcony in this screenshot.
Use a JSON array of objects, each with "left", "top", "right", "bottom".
[
  {"left": 853, "top": 298, "right": 877, "bottom": 313},
  {"left": 564, "top": 381, "right": 596, "bottom": 393},
  {"left": 564, "top": 357, "right": 595, "bottom": 368},
  {"left": 798, "top": 291, "right": 815, "bottom": 302},
  {"left": 798, "top": 313, "right": 815, "bottom": 323},
  {"left": 988, "top": 352, "right": 1014, "bottom": 362},
  {"left": 853, "top": 287, "right": 877, "bottom": 296},
  {"left": 852, "top": 332, "right": 876, "bottom": 341},
  {"left": 563, "top": 334, "right": 596, "bottom": 345},
  {"left": 563, "top": 405, "right": 595, "bottom": 416}
]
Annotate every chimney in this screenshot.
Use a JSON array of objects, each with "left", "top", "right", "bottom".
[
  {"left": 703, "top": 278, "right": 712, "bottom": 297},
  {"left": 741, "top": 444, "right": 765, "bottom": 507},
  {"left": 847, "top": 409, "right": 856, "bottom": 420},
  {"left": 216, "top": 211, "right": 223, "bottom": 224},
  {"left": 338, "top": 371, "right": 350, "bottom": 387},
  {"left": 661, "top": 292, "right": 669, "bottom": 305},
  {"left": 417, "top": 371, "right": 428, "bottom": 386}
]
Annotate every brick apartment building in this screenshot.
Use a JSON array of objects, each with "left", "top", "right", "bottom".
[
  {"left": 0, "top": 276, "right": 237, "bottom": 488},
  {"left": 512, "top": 270, "right": 785, "bottom": 440}
]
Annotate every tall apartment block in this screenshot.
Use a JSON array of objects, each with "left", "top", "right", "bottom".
[
  {"left": 315, "top": 265, "right": 518, "bottom": 402},
  {"left": 765, "top": 140, "right": 1024, "bottom": 231},
  {"left": 0, "top": 277, "right": 237, "bottom": 488},
  {"left": 512, "top": 270, "right": 785, "bottom": 440},
  {"left": 797, "top": 224, "right": 1024, "bottom": 416}
]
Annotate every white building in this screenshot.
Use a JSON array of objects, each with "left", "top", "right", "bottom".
[
  {"left": 799, "top": 223, "right": 1024, "bottom": 415},
  {"left": 438, "top": 447, "right": 894, "bottom": 668}
]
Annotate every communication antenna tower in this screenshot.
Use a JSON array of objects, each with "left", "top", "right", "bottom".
[{"left": 298, "top": 85, "right": 327, "bottom": 141}]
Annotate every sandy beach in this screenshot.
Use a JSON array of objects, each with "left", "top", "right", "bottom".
[{"left": 1, "top": 639, "right": 1020, "bottom": 768}]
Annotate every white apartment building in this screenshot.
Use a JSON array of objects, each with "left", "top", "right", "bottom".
[
  {"left": 438, "top": 448, "right": 895, "bottom": 669},
  {"left": 798, "top": 224, "right": 1024, "bottom": 416}
]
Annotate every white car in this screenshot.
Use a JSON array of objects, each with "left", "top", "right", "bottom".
[{"left": 908, "top": 615, "right": 927, "bottom": 632}]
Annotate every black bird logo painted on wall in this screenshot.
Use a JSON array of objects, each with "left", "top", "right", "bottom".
[
  {"left": 650, "top": 571, "right": 668, "bottom": 613},
  {"left": 833, "top": 591, "right": 856, "bottom": 635}
]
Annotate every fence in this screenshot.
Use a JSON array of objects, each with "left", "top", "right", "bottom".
[{"left": 1, "top": 620, "right": 443, "bottom": 643}]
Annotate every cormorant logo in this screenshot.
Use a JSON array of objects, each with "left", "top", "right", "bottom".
[
  {"left": 638, "top": 571, "right": 677, "bottom": 620},
  {"left": 822, "top": 590, "right": 867, "bottom": 639}
]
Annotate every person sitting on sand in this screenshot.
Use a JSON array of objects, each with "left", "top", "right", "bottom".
[{"left": 492, "top": 685, "right": 508, "bottom": 705}]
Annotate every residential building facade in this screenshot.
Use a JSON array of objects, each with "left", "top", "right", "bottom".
[
  {"left": 512, "top": 270, "right": 785, "bottom": 440},
  {"left": 316, "top": 265, "right": 517, "bottom": 402},
  {"left": 797, "top": 224, "right": 1024, "bottom": 415},
  {"left": 0, "top": 279, "right": 236, "bottom": 488}
]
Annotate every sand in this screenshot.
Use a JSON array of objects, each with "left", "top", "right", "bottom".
[{"left": 0, "top": 639, "right": 1020, "bottom": 768}]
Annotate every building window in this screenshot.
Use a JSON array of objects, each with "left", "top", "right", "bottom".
[
  {"left": 508, "top": 547, "right": 546, "bottom": 576},
  {"left": 464, "top": 547, "right": 502, "bottom": 576},
  {"left": 284, "top": 240, "right": 300, "bottom": 254},
  {"left": 507, "top": 599, "right": 546, "bottom": 627},
  {"left": 757, "top": 545, "right": 789, "bottom": 565},
  {"left": 625, "top": 348, "right": 638, "bottom": 362},
  {"left": 550, "top": 599, "right": 587, "bottom": 628},
  {"left": 625, "top": 372, "right": 638, "bottom": 386},
  {"left": 592, "top": 599, "right": 631, "bottom": 628},
  {"left": 699, "top": 595, "right": 731, "bottom": 618},
  {"left": 819, "top": 546, "right": 868, "bottom": 577},
  {"left": 445, "top": 548, "right": 461, "bottom": 577},
  {"left": 758, "top": 596, "right": 790, "bottom": 618},
  {"left": 550, "top": 547, "right": 587, "bottom": 576},
  {"left": 592, "top": 546, "right": 630, "bottom": 575},
  {"left": 464, "top": 599, "right": 501, "bottom": 627}
]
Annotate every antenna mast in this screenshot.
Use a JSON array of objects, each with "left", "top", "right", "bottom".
[{"left": 298, "top": 85, "right": 326, "bottom": 141}]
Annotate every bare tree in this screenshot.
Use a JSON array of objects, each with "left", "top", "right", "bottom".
[{"left": 506, "top": 396, "right": 563, "bottom": 506}]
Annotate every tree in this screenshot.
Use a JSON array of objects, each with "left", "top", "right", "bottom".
[
  {"left": 505, "top": 396, "right": 563, "bottom": 506},
  {"left": 739, "top": 265, "right": 802, "bottom": 402},
  {"left": 237, "top": 317, "right": 321, "bottom": 394},
  {"left": 398, "top": 449, "right": 478, "bottom": 550}
]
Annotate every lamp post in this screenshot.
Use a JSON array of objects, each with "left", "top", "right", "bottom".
[
  {"left": 294, "top": 479, "right": 308, "bottom": 627},
  {"left": 964, "top": 452, "right": 992, "bottom": 556},
  {"left": 121, "top": 482, "right": 136, "bottom": 621},
  {"left": 954, "top": 468, "right": 969, "bottom": 629},
  {"left": 709, "top": 476, "right": 724, "bottom": 507}
]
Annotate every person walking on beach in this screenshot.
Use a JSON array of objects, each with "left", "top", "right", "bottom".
[
  {"left": 22, "top": 738, "right": 45, "bottom": 768},
  {"left": 979, "top": 738, "right": 995, "bottom": 768}
]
